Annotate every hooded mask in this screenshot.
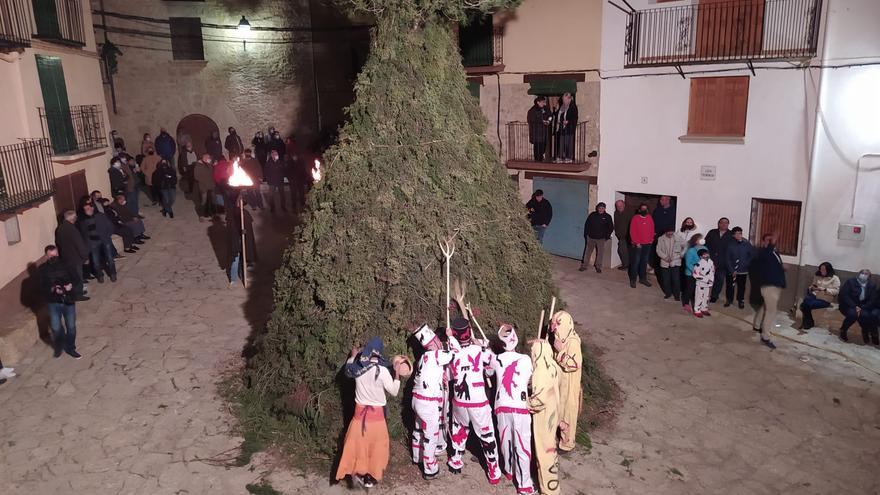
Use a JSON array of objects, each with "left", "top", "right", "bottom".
[
  {"left": 451, "top": 317, "right": 472, "bottom": 345},
  {"left": 344, "top": 336, "right": 390, "bottom": 379},
  {"left": 413, "top": 324, "right": 439, "bottom": 350},
  {"left": 498, "top": 324, "right": 518, "bottom": 352},
  {"left": 551, "top": 311, "right": 575, "bottom": 343}
]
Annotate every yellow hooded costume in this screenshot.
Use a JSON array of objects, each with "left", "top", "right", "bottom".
[
  {"left": 529, "top": 340, "right": 561, "bottom": 495},
  {"left": 551, "top": 310, "right": 582, "bottom": 452}
]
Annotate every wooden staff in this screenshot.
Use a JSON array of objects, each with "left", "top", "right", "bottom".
[
  {"left": 549, "top": 296, "right": 557, "bottom": 323},
  {"left": 537, "top": 309, "right": 545, "bottom": 340},
  {"left": 439, "top": 239, "right": 455, "bottom": 330},
  {"left": 465, "top": 303, "right": 489, "bottom": 343},
  {"left": 240, "top": 193, "right": 248, "bottom": 288}
]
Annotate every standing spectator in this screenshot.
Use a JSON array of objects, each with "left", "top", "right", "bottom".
[
  {"left": 799, "top": 262, "right": 840, "bottom": 330},
  {"left": 676, "top": 217, "right": 701, "bottom": 254},
  {"left": 627, "top": 203, "right": 654, "bottom": 288},
  {"left": 39, "top": 245, "right": 81, "bottom": 358},
  {"left": 580, "top": 202, "right": 613, "bottom": 273},
  {"left": 108, "top": 158, "right": 128, "bottom": 197},
  {"left": 109, "top": 194, "right": 149, "bottom": 241},
  {"left": 268, "top": 130, "right": 286, "bottom": 157},
  {"left": 193, "top": 154, "right": 216, "bottom": 220},
  {"left": 264, "top": 149, "right": 288, "bottom": 214},
  {"left": 213, "top": 157, "right": 231, "bottom": 214},
  {"left": 227, "top": 198, "right": 256, "bottom": 287},
  {"left": 527, "top": 96, "right": 549, "bottom": 162},
  {"left": 54, "top": 210, "right": 90, "bottom": 301},
  {"left": 179, "top": 141, "right": 199, "bottom": 194},
  {"left": 140, "top": 132, "right": 153, "bottom": 156},
  {"left": 752, "top": 233, "right": 784, "bottom": 349},
  {"left": 154, "top": 159, "right": 178, "bottom": 218},
  {"left": 140, "top": 148, "right": 161, "bottom": 206},
  {"left": 525, "top": 189, "right": 553, "bottom": 244},
  {"left": 154, "top": 127, "right": 176, "bottom": 165},
  {"left": 681, "top": 234, "right": 705, "bottom": 313},
  {"left": 837, "top": 269, "right": 877, "bottom": 343},
  {"left": 206, "top": 130, "right": 224, "bottom": 161},
  {"left": 225, "top": 126, "right": 244, "bottom": 159},
  {"left": 613, "top": 199, "right": 630, "bottom": 271},
  {"left": 651, "top": 195, "right": 676, "bottom": 239},
  {"left": 252, "top": 131, "right": 268, "bottom": 172},
  {"left": 705, "top": 217, "right": 732, "bottom": 303},
  {"left": 110, "top": 130, "right": 125, "bottom": 152},
  {"left": 240, "top": 149, "right": 264, "bottom": 210},
  {"left": 555, "top": 92, "right": 578, "bottom": 163},
  {"left": 120, "top": 154, "right": 141, "bottom": 217},
  {"left": 656, "top": 228, "right": 682, "bottom": 300},
  {"left": 724, "top": 227, "right": 754, "bottom": 308},
  {"left": 77, "top": 202, "right": 117, "bottom": 283},
  {"left": 692, "top": 248, "right": 715, "bottom": 318}
]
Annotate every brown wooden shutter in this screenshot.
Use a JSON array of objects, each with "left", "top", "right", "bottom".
[
  {"left": 696, "top": 0, "right": 765, "bottom": 59},
  {"left": 687, "top": 76, "right": 749, "bottom": 136},
  {"left": 754, "top": 199, "right": 801, "bottom": 256},
  {"left": 169, "top": 17, "right": 204, "bottom": 61}
]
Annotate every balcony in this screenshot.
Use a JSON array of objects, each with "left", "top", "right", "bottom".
[
  {"left": 506, "top": 121, "right": 593, "bottom": 172},
  {"left": 32, "top": 0, "right": 85, "bottom": 46},
  {"left": 39, "top": 104, "right": 108, "bottom": 156},
  {"left": 0, "top": 139, "right": 55, "bottom": 214},
  {"left": 623, "top": 0, "right": 823, "bottom": 68},
  {"left": 0, "top": 0, "right": 32, "bottom": 49},
  {"left": 459, "top": 19, "right": 503, "bottom": 74}
]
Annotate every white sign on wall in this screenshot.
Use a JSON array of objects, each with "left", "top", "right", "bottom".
[{"left": 700, "top": 165, "right": 717, "bottom": 181}]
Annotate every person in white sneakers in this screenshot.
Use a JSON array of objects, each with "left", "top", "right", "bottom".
[
  {"left": 447, "top": 317, "right": 501, "bottom": 485},
  {"left": 487, "top": 324, "right": 535, "bottom": 494},
  {"left": 410, "top": 324, "right": 458, "bottom": 480},
  {"left": 693, "top": 248, "right": 715, "bottom": 318}
]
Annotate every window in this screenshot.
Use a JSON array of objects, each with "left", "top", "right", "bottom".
[
  {"left": 687, "top": 76, "right": 749, "bottom": 137},
  {"left": 459, "top": 16, "right": 495, "bottom": 68},
  {"left": 749, "top": 198, "right": 802, "bottom": 256},
  {"left": 36, "top": 55, "right": 77, "bottom": 154},
  {"left": 466, "top": 81, "right": 480, "bottom": 101},
  {"left": 169, "top": 17, "right": 204, "bottom": 61}
]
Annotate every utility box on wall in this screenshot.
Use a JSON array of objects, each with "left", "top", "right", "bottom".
[{"left": 838, "top": 223, "right": 866, "bottom": 241}]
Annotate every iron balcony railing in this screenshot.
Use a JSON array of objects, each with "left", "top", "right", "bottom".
[
  {"left": 32, "top": 0, "right": 85, "bottom": 46},
  {"left": 0, "top": 0, "right": 32, "bottom": 48},
  {"left": 624, "top": 0, "right": 823, "bottom": 67},
  {"left": 0, "top": 139, "right": 55, "bottom": 214},
  {"left": 506, "top": 121, "right": 590, "bottom": 165},
  {"left": 461, "top": 25, "right": 503, "bottom": 68},
  {"left": 39, "top": 104, "right": 108, "bottom": 155}
]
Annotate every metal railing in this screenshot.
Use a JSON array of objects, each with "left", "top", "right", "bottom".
[
  {"left": 39, "top": 104, "right": 108, "bottom": 155},
  {"left": 0, "top": 0, "right": 32, "bottom": 48},
  {"left": 624, "top": 0, "right": 823, "bottom": 67},
  {"left": 0, "top": 139, "right": 55, "bottom": 214},
  {"left": 32, "top": 0, "right": 85, "bottom": 46},
  {"left": 461, "top": 25, "right": 503, "bottom": 68},
  {"left": 506, "top": 121, "right": 590, "bottom": 165}
]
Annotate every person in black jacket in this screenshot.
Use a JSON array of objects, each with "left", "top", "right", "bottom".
[
  {"left": 77, "top": 202, "right": 117, "bottom": 283},
  {"left": 705, "top": 217, "right": 732, "bottom": 302},
  {"left": 751, "top": 233, "right": 784, "bottom": 350},
  {"left": 108, "top": 158, "right": 128, "bottom": 197},
  {"left": 526, "top": 96, "right": 550, "bottom": 162},
  {"left": 580, "top": 202, "right": 614, "bottom": 273},
  {"left": 54, "top": 210, "right": 90, "bottom": 300},
  {"left": 39, "top": 245, "right": 82, "bottom": 358},
  {"left": 251, "top": 131, "right": 268, "bottom": 172},
  {"left": 153, "top": 159, "right": 179, "bottom": 218},
  {"left": 205, "top": 130, "right": 224, "bottom": 161},
  {"left": 838, "top": 269, "right": 878, "bottom": 344},
  {"left": 225, "top": 127, "right": 244, "bottom": 159},
  {"left": 267, "top": 130, "right": 286, "bottom": 157},
  {"left": 555, "top": 92, "right": 578, "bottom": 163},
  {"left": 525, "top": 189, "right": 552, "bottom": 244},
  {"left": 264, "top": 149, "right": 288, "bottom": 214}
]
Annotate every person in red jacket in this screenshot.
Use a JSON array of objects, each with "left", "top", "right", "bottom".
[{"left": 628, "top": 203, "right": 655, "bottom": 288}]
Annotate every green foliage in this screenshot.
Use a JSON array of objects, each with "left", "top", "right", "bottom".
[
  {"left": 337, "top": 0, "right": 523, "bottom": 24},
  {"left": 246, "top": 481, "right": 283, "bottom": 495}
]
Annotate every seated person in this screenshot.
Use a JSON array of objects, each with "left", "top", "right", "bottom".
[
  {"left": 800, "top": 262, "right": 840, "bottom": 330},
  {"left": 838, "top": 269, "right": 877, "bottom": 343},
  {"left": 108, "top": 193, "right": 150, "bottom": 243}
]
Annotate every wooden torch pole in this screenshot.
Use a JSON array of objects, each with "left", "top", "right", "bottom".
[{"left": 240, "top": 193, "right": 247, "bottom": 288}]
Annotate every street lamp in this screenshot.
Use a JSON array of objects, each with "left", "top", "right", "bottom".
[{"left": 237, "top": 15, "right": 251, "bottom": 50}]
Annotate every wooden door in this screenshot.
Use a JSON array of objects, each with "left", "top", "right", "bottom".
[
  {"left": 52, "top": 170, "right": 88, "bottom": 216},
  {"left": 696, "top": 0, "right": 765, "bottom": 59}
]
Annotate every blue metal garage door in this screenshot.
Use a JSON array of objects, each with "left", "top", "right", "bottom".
[{"left": 532, "top": 177, "right": 589, "bottom": 259}]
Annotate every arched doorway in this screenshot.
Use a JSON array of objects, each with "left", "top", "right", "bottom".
[{"left": 176, "top": 114, "right": 219, "bottom": 157}]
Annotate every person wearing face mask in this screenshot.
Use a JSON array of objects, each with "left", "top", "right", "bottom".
[
  {"left": 252, "top": 131, "right": 269, "bottom": 171},
  {"left": 627, "top": 203, "right": 655, "bottom": 288},
  {"left": 140, "top": 132, "right": 153, "bottom": 156},
  {"left": 108, "top": 158, "right": 128, "bottom": 197},
  {"left": 752, "top": 233, "right": 784, "bottom": 350},
  {"left": 140, "top": 148, "right": 161, "bottom": 206},
  {"left": 682, "top": 234, "right": 705, "bottom": 313},
  {"left": 225, "top": 126, "right": 244, "bottom": 159},
  {"left": 724, "top": 227, "right": 754, "bottom": 309},
  {"left": 705, "top": 217, "right": 732, "bottom": 303},
  {"left": 838, "top": 269, "right": 878, "bottom": 344},
  {"left": 656, "top": 228, "right": 682, "bottom": 301}
]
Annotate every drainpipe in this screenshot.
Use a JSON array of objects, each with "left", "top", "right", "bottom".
[{"left": 99, "top": 0, "right": 117, "bottom": 114}]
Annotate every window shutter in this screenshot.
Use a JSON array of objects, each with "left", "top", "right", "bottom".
[
  {"left": 459, "top": 16, "right": 494, "bottom": 67},
  {"left": 36, "top": 55, "right": 77, "bottom": 154},
  {"left": 752, "top": 199, "right": 801, "bottom": 256},
  {"left": 32, "top": 0, "right": 61, "bottom": 39},
  {"left": 170, "top": 17, "right": 204, "bottom": 61},
  {"left": 687, "top": 76, "right": 749, "bottom": 137}
]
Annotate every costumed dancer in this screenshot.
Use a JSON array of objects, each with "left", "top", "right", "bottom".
[
  {"left": 549, "top": 310, "right": 583, "bottom": 453},
  {"left": 447, "top": 316, "right": 502, "bottom": 484},
  {"left": 411, "top": 324, "right": 459, "bottom": 480},
  {"left": 335, "top": 337, "right": 401, "bottom": 489},
  {"left": 529, "top": 339, "right": 562, "bottom": 495},
  {"left": 487, "top": 324, "right": 535, "bottom": 494}
]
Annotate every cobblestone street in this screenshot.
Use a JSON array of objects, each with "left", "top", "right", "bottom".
[{"left": 1, "top": 200, "right": 878, "bottom": 495}]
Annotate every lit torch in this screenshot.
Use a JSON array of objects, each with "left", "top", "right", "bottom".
[
  {"left": 227, "top": 158, "right": 253, "bottom": 288},
  {"left": 311, "top": 159, "right": 322, "bottom": 183}
]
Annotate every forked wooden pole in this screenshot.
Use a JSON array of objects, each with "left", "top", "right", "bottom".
[{"left": 537, "top": 309, "right": 545, "bottom": 340}]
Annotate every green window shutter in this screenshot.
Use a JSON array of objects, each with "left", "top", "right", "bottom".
[
  {"left": 32, "top": 0, "right": 61, "bottom": 39},
  {"left": 36, "top": 55, "right": 77, "bottom": 154},
  {"left": 467, "top": 81, "right": 480, "bottom": 101},
  {"left": 459, "top": 16, "right": 494, "bottom": 67},
  {"left": 170, "top": 17, "right": 205, "bottom": 60},
  {"left": 527, "top": 80, "right": 577, "bottom": 96}
]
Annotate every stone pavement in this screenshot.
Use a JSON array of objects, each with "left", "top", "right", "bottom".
[{"left": 1, "top": 199, "right": 879, "bottom": 494}]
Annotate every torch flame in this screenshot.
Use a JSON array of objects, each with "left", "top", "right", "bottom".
[
  {"left": 311, "top": 159, "right": 322, "bottom": 182},
  {"left": 227, "top": 158, "right": 254, "bottom": 187}
]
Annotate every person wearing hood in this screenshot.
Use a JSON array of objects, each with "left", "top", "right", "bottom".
[
  {"left": 251, "top": 131, "right": 268, "bottom": 170},
  {"left": 153, "top": 159, "right": 178, "bottom": 218},
  {"left": 39, "top": 245, "right": 82, "bottom": 359},
  {"left": 224, "top": 126, "right": 244, "bottom": 159},
  {"left": 205, "top": 130, "right": 224, "bottom": 161},
  {"left": 548, "top": 310, "right": 582, "bottom": 454},
  {"left": 838, "top": 269, "right": 878, "bottom": 344},
  {"left": 410, "top": 325, "right": 458, "bottom": 481},
  {"left": 528, "top": 339, "right": 561, "bottom": 495},
  {"left": 526, "top": 189, "right": 553, "bottom": 244},
  {"left": 724, "top": 227, "right": 754, "bottom": 308},
  {"left": 692, "top": 248, "right": 715, "bottom": 318},
  {"left": 154, "top": 127, "right": 176, "bottom": 164},
  {"left": 193, "top": 153, "right": 216, "bottom": 220},
  {"left": 447, "top": 317, "right": 501, "bottom": 485},
  {"left": 140, "top": 148, "right": 161, "bottom": 206},
  {"left": 581, "top": 202, "right": 614, "bottom": 273},
  {"left": 77, "top": 201, "right": 117, "bottom": 283},
  {"left": 267, "top": 130, "right": 286, "bottom": 157},
  {"left": 336, "top": 337, "right": 401, "bottom": 489},
  {"left": 799, "top": 262, "right": 840, "bottom": 330},
  {"left": 628, "top": 203, "right": 655, "bottom": 288},
  {"left": 486, "top": 324, "right": 534, "bottom": 494},
  {"left": 752, "top": 233, "right": 784, "bottom": 350}
]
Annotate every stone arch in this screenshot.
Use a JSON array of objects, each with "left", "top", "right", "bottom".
[{"left": 176, "top": 114, "right": 220, "bottom": 157}]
